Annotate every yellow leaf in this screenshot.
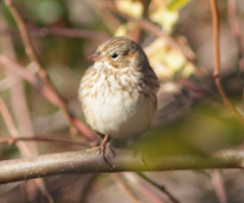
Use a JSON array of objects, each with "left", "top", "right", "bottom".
[
  {"left": 168, "top": 0, "right": 192, "bottom": 11},
  {"left": 115, "top": 0, "right": 143, "bottom": 18}
]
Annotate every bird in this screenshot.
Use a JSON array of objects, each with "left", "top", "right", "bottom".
[{"left": 79, "top": 36, "right": 159, "bottom": 166}]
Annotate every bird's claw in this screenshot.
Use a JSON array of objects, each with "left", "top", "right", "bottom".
[{"left": 96, "top": 134, "right": 115, "bottom": 169}]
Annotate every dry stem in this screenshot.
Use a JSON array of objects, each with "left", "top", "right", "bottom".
[
  {"left": 5, "top": 0, "right": 78, "bottom": 135},
  {"left": 136, "top": 172, "right": 180, "bottom": 203},
  {"left": 209, "top": 0, "right": 244, "bottom": 123},
  {"left": 0, "top": 135, "right": 92, "bottom": 147},
  {"left": 0, "top": 28, "right": 110, "bottom": 40},
  {"left": 0, "top": 55, "right": 96, "bottom": 141},
  {"left": 105, "top": 2, "right": 193, "bottom": 62}
]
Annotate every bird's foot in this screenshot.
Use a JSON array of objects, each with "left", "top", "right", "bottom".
[{"left": 97, "top": 134, "right": 115, "bottom": 169}]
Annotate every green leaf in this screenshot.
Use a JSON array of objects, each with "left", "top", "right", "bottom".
[{"left": 168, "top": 0, "right": 192, "bottom": 11}]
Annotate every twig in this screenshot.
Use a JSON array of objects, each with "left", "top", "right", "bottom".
[
  {"left": 228, "top": 0, "right": 244, "bottom": 100},
  {"left": 0, "top": 146, "right": 244, "bottom": 183},
  {"left": 0, "top": 74, "right": 21, "bottom": 92},
  {"left": 86, "top": 0, "right": 121, "bottom": 34},
  {"left": 177, "top": 79, "right": 210, "bottom": 95},
  {"left": 0, "top": 28, "right": 110, "bottom": 40},
  {"left": 0, "top": 55, "right": 96, "bottom": 141},
  {"left": 0, "top": 62, "right": 38, "bottom": 93},
  {"left": 209, "top": 0, "right": 244, "bottom": 123},
  {"left": 35, "top": 178, "right": 54, "bottom": 203},
  {"left": 20, "top": 181, "right": 28, "bottom": 202},
  {"left": 112, "top": 174, "right": 143, "bottom": 203},
  {"left": 0, "top": 96, "right": 28, "bottom": 155},
  {"left": 79, "top": 174, "right": 98, "bottom": 203},
  {"left": 0, "top": 135, "right": 92, "bottom": 147},
  {"left": 123, "top": 172, "right": 166, "bottom": 203},
  {"left": 211, "top": 170, "right": 227, "bottom": 203},
  {"left": 104, "top": 1, "right": 193, "bottom": 62},
  {"left": 0, "top": 14, "right": 49, "bottom": 200},
  {"left": 5, "top": 0, "right": 78, "bottom": 135},
  {"left": 0, "top": 95, "right": 55, "bottom": 202},
  {"left": 0, "top": 97, "right": 19, "bottom": 137},
  {"left": 0, "top": 95, "right": 52, "bottom": 200},
  {"left": 0, "top": 97, "right": 56, "bottom": 202},
  {"left": 228, "top": 0, "right": 244, "bottom": 72},
  {"left": 136, "top": 172, "right": 180, "bottom": 203}
]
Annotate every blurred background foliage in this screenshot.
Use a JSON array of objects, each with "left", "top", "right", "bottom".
[{"left": 0, "top": 0, "right": 244, "bottom": 202}]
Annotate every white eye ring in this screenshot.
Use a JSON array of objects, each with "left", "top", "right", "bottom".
[{"left": 111, "top": 53, "right": 120, "bottom": 60}]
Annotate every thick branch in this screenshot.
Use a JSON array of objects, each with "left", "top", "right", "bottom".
[{"left": 0, "top": 147, "right": 244, "bottom": 184}]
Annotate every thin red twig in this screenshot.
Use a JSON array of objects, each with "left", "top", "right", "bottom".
[
  {"left": 228, "top": 0, "right": 244, "bottom": 100},
  {"left": 228, "top": 0, "right": 244, "bottom": 72},
  {"left": 0, "top": 55, "right": 96, "bottom": 141},
  {"left": 209, "top": 0, "right": 244, "bottom": 123},
  {"left": 211, "top": 170, "right": 227, "bottom": 203},
  {"left": 123, "top": 173, "right": 166, "bottom": 203},
  {"left": 0, "top": 28, "right": 110, "bottom": 40},
  {"left": 104, "top": 1, "right": 194, "bottom": 62},
  {"left": 5, "top": 0, "right": 78, "bottom": 135},
  {"left": 111, "top": 174, "right": 143, "bottom": 203},
  {"left": 0, "top": 96, "right": 30, "bottom": 155},
  {"left": 136, "top": 172, "right": 180, "bottom": 203},
  {"left": 0, "top": 135, "right": 92, "bottom": 147}
]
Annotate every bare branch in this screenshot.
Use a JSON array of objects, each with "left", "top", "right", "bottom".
[
  {"left": 228, "top": 0, "right": 244, "bottom": 101},
  {"left": 209, "top": 0, "right": 244, "bottom": 123},
  {"left": 0, "top": 96, "right": 55, "bottom": 201},
  {"left": 0, "top": 96, "right": 30, "bottom": 155},
  {"left": 111, "top": 174, "right": 143, "bottom": 203},
  {"left": 136, "top": 172, "right": 180, "bottom": 203},
  {"left": 5, "top": 0, "right": 80, "bottom": 135},
  {"left": 104, "top": 2, "right": 193, "bottom": 62},
  {"left": 1, "top": 147, "right": 244, "bottom": 184},
  {"left": 0, "top": 135, "right": 92, "bottom": 147},
  {"left": 211, "top": 170, "right": 227, "bottom": 203},
  {"left": 228, "top": 0, "right": 244, "bottom": 72},
  {"left": 0, "top": 55, "right": 97, "bottom": 142},
  {"left": 123, "top": 172, "right": 165, "bottom": 203},
  {"left": 0, "top": 28, "right": 110, "bottom": 40}
]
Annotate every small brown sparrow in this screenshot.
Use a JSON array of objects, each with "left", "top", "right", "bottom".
[{"left": 79, "top": 37, "right": 159, "bottom": 165}]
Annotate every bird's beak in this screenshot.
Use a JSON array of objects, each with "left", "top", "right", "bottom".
[{"left": 88, "top": 51, "right": 103, "bottom": 62}]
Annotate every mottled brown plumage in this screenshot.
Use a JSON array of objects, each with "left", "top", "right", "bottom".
[{"left": 79, "top": 37, "right": 159, "bottom": 166}]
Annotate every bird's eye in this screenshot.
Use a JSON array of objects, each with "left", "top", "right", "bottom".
[{"left": 111, "top": 53, "right": 119, "bottom": 60}]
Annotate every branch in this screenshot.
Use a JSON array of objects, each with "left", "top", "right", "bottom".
[
  {"left": 0, "top": 28, "right": 110, "bottom": 40},
  {"left": 136, "top": 172, "right": 180, "bottom": 203},
  {"left": 0, "top": 136, "right": 92, "bottom": 147},
  {"left": 0, "top": 91, "right": 53, "bottom": 201},
  {"left": 104, "top": 2, "right": 193, "bottom": 62},
  {"left": 0, "top": 55, "right": 96, "bottom": 142},
  {"left": 111, "top": 174, "right": 142, "bottom": 203},
  {"left": 1, "top": 147, "right": 244, "bottom": 184},
  {"left": 123, "top": 173, "right": 165, "bottom": 203},
  {"left": 228, "top": 0, "right": 244, "bottom": 72},
  {"left": 210, "top": 170, "right": 227, "bottom": 203},
  {"left": 228, "top": 0, "right": 244, "bottom": 102},
  {"left": 0, "top": 96, "right": 29, "bottom": 155},
  {"left": 5, "top": 0, "right": 79, "bottom": 135},
  {"left": 209, "top": 0, "right": 244, "bottom": 123}
]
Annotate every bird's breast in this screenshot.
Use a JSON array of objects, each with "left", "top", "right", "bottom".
[{"left": 79, "top": 69, "right": 156, "bottom": 138}]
